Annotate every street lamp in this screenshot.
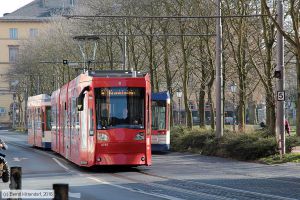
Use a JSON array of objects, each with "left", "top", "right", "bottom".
[
  {"left": 11, "top": 80, "right": 19, "bottom": 129},
  {"left": 230, "top": 81, "right": 237, "bottom": 132},
  {"left": 176, "top": 90, "right": 182, "bottom": 125}
]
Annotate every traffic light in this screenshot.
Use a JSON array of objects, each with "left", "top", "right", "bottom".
[
  {"left": 274, "top": 70, "right": 281, "bottom": 79},
  {"left": 63, "top": 60, "right": 68, "bottom": 65}
]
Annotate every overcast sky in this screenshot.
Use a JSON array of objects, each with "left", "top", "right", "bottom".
[{"left": 0, "top": 0, "right": 34, "bottom": 17}]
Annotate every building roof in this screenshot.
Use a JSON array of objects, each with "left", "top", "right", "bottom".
[{"left": 0, "top": 0, "right": 76, "bottom": 21}]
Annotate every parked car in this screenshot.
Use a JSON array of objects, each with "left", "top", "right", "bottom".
[{"left": 225, "top": 117, "right": 234, "bottom": 125}]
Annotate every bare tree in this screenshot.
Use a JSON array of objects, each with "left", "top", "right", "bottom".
[{"left": 262, "top": 0, "right": 300, "bottom": 135}]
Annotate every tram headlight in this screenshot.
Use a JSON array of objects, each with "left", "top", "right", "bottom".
[
  {"left": 97, "top": 133, "right": 109, "bottom": 141},
  {"left": 135, "top": 132, "right": 144, "bottom": 141}
]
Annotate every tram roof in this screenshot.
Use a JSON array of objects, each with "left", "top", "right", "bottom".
[
  {"left": 152, "top": 91, "right": 170, "bottom": 100},
  {"left": 87, "top": 70, "right": 147, "bottom": 78},
  {"left": 28, "top": 94, "right": 51, "bottom": 107}
]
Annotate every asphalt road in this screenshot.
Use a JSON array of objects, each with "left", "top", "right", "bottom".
[{"left": 1, "top": 130, "right": 300, "bottom": 200}]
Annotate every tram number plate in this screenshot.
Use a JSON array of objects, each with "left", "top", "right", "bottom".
[{"left": 277, "top": 91, "right": 285, "bottom": 101}]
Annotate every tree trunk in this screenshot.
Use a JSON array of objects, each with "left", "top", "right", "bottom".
[
  {"left": 238, "top": 74, "right": 246, "bottom": 132},
  {"left": 148, "top": 36, "right": 155, "bottom": 91},
  {"left": 180, "top": 34, "right": 192, "bottom": 129},
  {"left": 296, "top": 54, "right": 300, "bottom": 136},
  {"left": 208, "top": 88, "right": 215, "bottom": 130},
  {"left": 207, "top": 66, "right": 215, "bottom": 130},
  {"left": 162, "top": 35, "right": 173, "bottom": 127},
  {"left": 265, "top": 86, "right": 276, "bottom": 135},
  {"left": 199, "top": 89, "right": 206, "bottom": 128}
]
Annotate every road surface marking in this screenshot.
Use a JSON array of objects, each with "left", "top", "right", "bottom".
[
  {"left": 12, "top": 157, "right": 28, "bottom": 162},
  {"left": 87, "top": 177, "right": 185, "bottom": 200},
  {"left": 69, "top": 192, "right": 81, "bottom": 199},
  {"left": 139, "top": 172, "right": 299, "bottom": 200},
  {"left": 52, "top": 158, "right": 69, "bottom": 171}
]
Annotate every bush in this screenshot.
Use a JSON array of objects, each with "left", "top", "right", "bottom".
[
  {"left": 170, "top": 127, "right": 214, "bottom": 152},
  {"left": 170, "top": 127, "right": 279, "bottom": 160},
  {"left": 223, "top": 133, "right": 277, "bottom": 160},
  {"left": 286, "top": 136, "right": 300, "bottom": 153}
]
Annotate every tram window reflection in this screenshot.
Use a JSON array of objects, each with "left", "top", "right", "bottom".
[{"left": 95, "top": 87, "right": 145, "bottom": 129}]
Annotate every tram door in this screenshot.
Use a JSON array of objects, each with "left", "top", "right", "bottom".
[
  {"left": 64, "top": 101, "right": 69, "bottom": 159},
  {"left": 80, "top": 93, "right": 88, "bottom": 161},
  {"left": 33, "top": 108, "right": 36, "bottom": 145},
  {"left": 60, "top": 103, "right": 65, "bottom": 155},
  {"left": 66, "top": 97, "right": 73, "bottom": 160}
]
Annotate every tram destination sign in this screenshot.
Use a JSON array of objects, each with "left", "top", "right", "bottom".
[{"left": 100, "top": 88, "right": 141, "bottom": 96}]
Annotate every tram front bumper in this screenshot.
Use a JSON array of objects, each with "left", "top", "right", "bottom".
[{"left": 95, "top": 153, "right": 147, "bottom": 165}]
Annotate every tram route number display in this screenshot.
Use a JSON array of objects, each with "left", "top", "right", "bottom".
[{"left": 277, "top": 91, "right": 285, "bottom": 101}]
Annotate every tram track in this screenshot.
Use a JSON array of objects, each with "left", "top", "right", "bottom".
[
  {"left": 108, "top": 173, "right": 232, "bottom": 200},
  {"left": 3, "top": 134, "right": 300, "bottom": 199},
  {"left": 106, "top": 171, "right": 298, "bottom": 200}
]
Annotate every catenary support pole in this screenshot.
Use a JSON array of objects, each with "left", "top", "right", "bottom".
[
  {"left": 215, "top": 0, "right": 223, "bottom": 138},
  {"left": 276, "top": 0, "right": 285, "bottom": 155}
]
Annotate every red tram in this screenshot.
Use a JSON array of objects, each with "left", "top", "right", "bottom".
[
  {"left": 50, "top": 70, "right": 152, "bottom": 167},
  {"left": 27, "top": 94, "right": 52, "bottom": 149}
]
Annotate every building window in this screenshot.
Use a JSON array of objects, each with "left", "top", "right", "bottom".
[
  {"left": 188, "top": 101, "right": 195, "bottom": 110},
  {"left": 9, "top": 28, "right": 18, "bottom": 39},
  {"left": 9, "top": 46, "right": 19, "bottom": 63},
  {"left": 29, "top": 28, "right": 38, "bottom": 38},
  {"left": 70, "top": 0, "right": 74, "bottom": 6},
  {"left": 0, "top": 107, "right": 6, "bottom": 116}
]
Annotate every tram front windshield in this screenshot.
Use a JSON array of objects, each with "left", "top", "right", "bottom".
[
  {"left": 95, "top": 87, "right": 145, "bottom": 129},
  {"left": 152, "top": 100, "right": 166, "bottom": 130}
]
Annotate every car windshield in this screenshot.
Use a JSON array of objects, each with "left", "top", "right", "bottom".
[{"left": 95, "top": 87, "right": 145, "bottom": 129}]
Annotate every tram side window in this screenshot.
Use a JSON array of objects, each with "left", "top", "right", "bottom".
[
  {"left": 27, "top": 109, "right": 32, "bottom": 129},
  {"left": 51, "top": 106, "right": 56, "bottom": 130},
  {"left": 41, "top": 108, "right": 45, "bottom": 132},
  {"left": 71, "top": 98, "right": 77, "bottom": 131},
  {"left": 71, "top": 97, "right": 79, "bottom": 132},
  {"left": 37, "top": 108, "right": 41, "bottom": 129},
  {"left": 46, "top": 106, "right": 51, "bottom": 131}
]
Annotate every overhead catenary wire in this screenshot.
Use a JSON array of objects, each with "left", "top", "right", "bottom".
[
  {"left": 71, "top": 34, "right": 216, "bottom": 37},
  {"left": 63, "top": 14, "right": 268, "bottom": 20}
]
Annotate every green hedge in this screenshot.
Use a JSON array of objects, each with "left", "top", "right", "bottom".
[
  {"left": 286, "top": 135, "right": 300, "bottom": 153},
  {"left": 170, "top": 127, "right": 300, "bottom": 160}
]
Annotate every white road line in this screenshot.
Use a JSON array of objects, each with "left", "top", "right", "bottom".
[
  {"left": 87, "top": 177, "right": 185, "bottom": 200},
  {"left": 69, "top": 192, "right": 81, "bottom": 199},
  {"left": 52, "top": 157, "right": 69, "bottom": 171}
]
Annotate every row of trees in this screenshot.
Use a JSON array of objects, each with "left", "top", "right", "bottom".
[{"left": 9, "top": 0, "right": 300, "bottom": 136}]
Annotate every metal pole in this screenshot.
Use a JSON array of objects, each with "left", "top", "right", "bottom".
[
  {"left": 216, "top": 0, "right": 223, "bottom": 137},
  {"left": 276, "top": 0, "right": 285, "bottom": 155},
  {"left": 24, "top": 76, "right": 28, "bottom": 130},
  {"left": 233, "top": 94, "right": 236, "bottom": 132},
  {"left": 37, "top": 75, "right": 40, "bottom": 94},
  {"left": 12, "top": 92, "right": 16, "bottom": 129},
  {"left": 123, "top": 18, "right": 127, "bottom": 70},
  {"left": 53, "top": 184, "right": 69, "bottom": 200},
  {"left": 10, "top": 166, "right": 22, "bottom": 190},
  {"left": 179, "top": 99, "right": 181, "bottom": 125},
  {"left": 178, "top": 101, "right": 180, "bottom": 125}
]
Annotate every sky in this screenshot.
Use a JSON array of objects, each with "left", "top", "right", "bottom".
[{"left": 0, "top": 0, "right": 34, "bottom": 17}]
